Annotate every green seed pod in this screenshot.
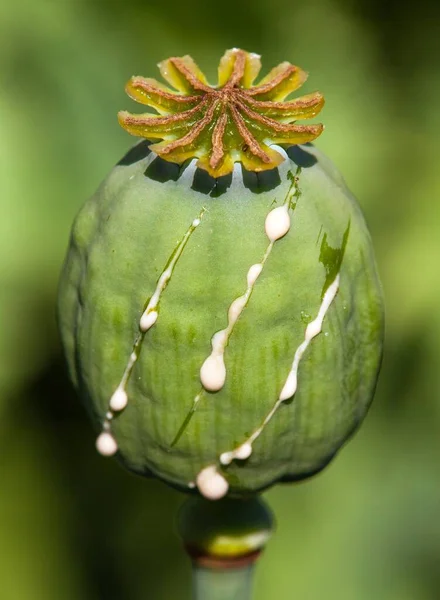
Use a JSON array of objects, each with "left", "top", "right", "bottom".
[{"left": 58, "top": 49, "right": 384, "bottom": 501}]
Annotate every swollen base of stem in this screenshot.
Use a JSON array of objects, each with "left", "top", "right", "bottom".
[{"left": 177, "top": 495, "right": 274, "bottom": 600}]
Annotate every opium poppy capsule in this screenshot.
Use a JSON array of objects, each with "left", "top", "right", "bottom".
[{"left": 58, "top": 49, "right": 384, "bottom": 501}]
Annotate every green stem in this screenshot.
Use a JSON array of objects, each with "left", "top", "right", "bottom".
[
  {"left": 193, "top": 564, "right": 254, "bottom": 600},
  {"left": 177, "top": 495, "right": 274, "bottom": 600}
]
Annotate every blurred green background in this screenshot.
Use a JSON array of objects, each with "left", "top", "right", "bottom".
[{"left": 1, "top": 0, "right": 440, "bottom": 598}]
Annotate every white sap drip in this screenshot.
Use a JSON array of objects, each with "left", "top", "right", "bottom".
[
  {"left": 199, "top": 261, "right": 266, "bottom": 392},
  {"left": 265, "top": 204, "right": 291, "bottom": 242},
  {"left": 196, "top": 465, "right": 229, "bottom": 500},
  {"left": 199, "top": 177, "right": 297, "bottom": 395},
  {"left": 220, "top": 273, "right": 341, "bottom": 466},
  {"left": 109, "top": 387, "right": 128, "bottom": 411},
  {"left": 139, "top": 210, "right": 205, "bottom": 333},
  {"left": 139, "top": 310, "right": 158, "bottom": 332},
  {"left": 195, "top": 173, "right": 301, "bottom": 494},
  {"left": 96, "top": 208, "right": 206, "bottom": 457},
  {"left": 96, "top": 432, "right": 118, "bottom": 456},
  {"left": 220, "top": 442, "right": 252, "bottom": 465},
  {"left": 247, "top": 263, "right": 263, "bottom": 286},
  {"left": 199, "top": 355, "right": 227, "bottom": 392},
  {"left": 279, "top": 274, "right": 340, "bottom": 401}
]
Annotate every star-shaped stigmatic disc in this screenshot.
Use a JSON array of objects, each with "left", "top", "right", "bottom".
[{"left": 118, "top": 49, "right": 325, "bottom": 177}]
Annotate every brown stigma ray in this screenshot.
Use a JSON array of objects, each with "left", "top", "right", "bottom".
[
  {"left": 119, "top": 49, "right": 325, "bottom": 177},
  {"left": 150, "top": 100, "right": 219, "bottom": 156},
  {"left": 234, "top": 98, "right": 324, "bottom": 142},
  {"left": 245, "top": 64, "right": 306, "bottom": 99},
  {"left": 238, "top": 92, "right": 325, "bottom": 119},
  {"left": 127, "top": 77, "right": 202, "bottom": 105},
  {"left": 225, "top": 50, "right": 247, "bottom": 88},
  {"left": 229, "top": 104, "right": 271, "bottom": 164},
  {"left": 166, "top": 58, "right": 212, "bottom": 93},
  {"left": 210, "top": 107, "right": 228, "bottom": 169},
  {"left": 118, "top": 97, "right": 209, "bottom": 137}
]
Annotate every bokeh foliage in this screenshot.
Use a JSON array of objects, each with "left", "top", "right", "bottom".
[{"left": 1, "top": 0, "right": 440, "bottom": 598}]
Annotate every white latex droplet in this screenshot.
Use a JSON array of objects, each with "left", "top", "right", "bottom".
[
  {"left": 305, "top": 319, "right": 321, "bottom": 340},
  {"left": 200, "top": 355, "right": 226, "bottom": 392},
  {"left": 235, "top": 442, "right": 252, "bottom": 460},
  {"left": 247, "top": 263, "right": 263, "bottom": 287},
  {"left": 228, "top": 297, "right": 247, "bottom": 322},
  {"left": 265, "top": 205, "right": 291, "bottom": 242},
  {"left": 279, "top": 371, "right": 298, "bottom": 402},
  {"left": 109, "top": 388, "right": 128, "bottom": 411},
  {"left": 220, "top": 442, "right": 252, "bottom": 465},
  {"left": 196, "top": 465, "right": 229, "bottom": 500},
  {"left": 140, "top": 310, "right": 158, "bottom": 332},
  {"left": 96, "top": 432, "right": 118, "bottom": 456}
]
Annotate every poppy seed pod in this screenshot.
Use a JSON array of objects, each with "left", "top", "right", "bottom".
[{"left": 58, "top": 49, "right": 384, "bottom": 501}]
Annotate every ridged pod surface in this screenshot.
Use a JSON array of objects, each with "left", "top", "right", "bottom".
[{"left": 58, "top": 140, "right": 384, "bottom": 498}]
